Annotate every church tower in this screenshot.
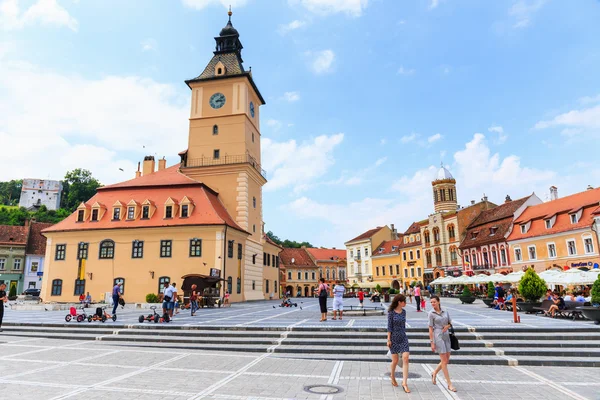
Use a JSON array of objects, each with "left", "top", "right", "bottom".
[
  {"left": 181, "top": 9, "right": 267, "bottom": 300},
  {"left": 432, "top": 164, "right": 457, "bottom": 213}
]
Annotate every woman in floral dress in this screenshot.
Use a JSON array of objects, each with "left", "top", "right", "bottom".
[{"left": 387, "top": 294, "right": 411, "bottom": 393}]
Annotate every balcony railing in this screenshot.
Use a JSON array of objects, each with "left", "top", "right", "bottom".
[
  {"left": 472, "top": 263, "right": 497, "bottom": 270},
  {"left": 184, "top": 153, "right": 267, "bottom": 179}
]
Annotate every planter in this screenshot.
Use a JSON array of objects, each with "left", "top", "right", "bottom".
[
  {"left": 577, "top": 306, "right": 600, "bottom": 325},
  {"left": 459, "top": 296, "right": 476, "bottom": 304},
  {"left": 482, "top": 298, "right": 495, "bottom": 308},
  {"left": 517, "top": 301, "right": 541, "bottom": 314},
  {"left": 8, "top": 296, "right": 17, "bottom": 301}
]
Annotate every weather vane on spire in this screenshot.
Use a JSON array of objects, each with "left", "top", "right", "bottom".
[{"left": 228, "top": 5, "right": 232, "bottom": 21}]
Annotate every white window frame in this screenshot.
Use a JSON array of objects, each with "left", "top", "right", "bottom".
[
  {"left": 500, "top": 247, "right": 507, "bottom": 265},
  {"left": 570, "top": 214, "right": 578, "bottom": 224},
  {"left": 583, "top": 235, "right": 594, "bottom": 254},
  {"left": 566, "top": 239, "right": 577, "bottom": 256},
  {"left": 528, "top": 245, "right": 537, "bottom": 260},
  {"left": 514, "top": 247, "right": 522, "bottom": 262},
  {"left": 0, "top": 258, "right": 5, "bottom": 270},
  {"left": 520, "top": 225, "right": 526, "bottom": 234},
  {"left": 547, "top": 242, "right": 557, "bottom": 259}
]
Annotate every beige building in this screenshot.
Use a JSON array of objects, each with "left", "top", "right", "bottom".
[
  {"left": 279, "top": 248, "right": 318, "bottom": 297},
  {"left": 345, "top": 225, "right": 394, "bottom": 284},
  {"left": 41, "top": 12, "right": 276, "bottom": 303}
]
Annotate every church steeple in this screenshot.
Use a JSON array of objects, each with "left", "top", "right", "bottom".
[{"left": 214, "top": 7, "right": 243, "bottom": 60}]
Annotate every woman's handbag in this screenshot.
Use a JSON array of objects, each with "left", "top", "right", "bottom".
[
  {"left": 449, "top": 325, "right": 460, "bottom": 351},
  {"left": 319, "top": 284, "right": 328, "bottom": 298}
]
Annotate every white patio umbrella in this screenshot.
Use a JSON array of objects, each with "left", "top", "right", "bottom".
[
  {"left": 546, "top": 269, "right": 600, "bottom": 286},
  {"left": 487, "top": 273, "right": 509, "bottom": 282},
  {"left": 471, "top": 274, "right": 493, "bottom": 284},
  {"left": 502, "top": 271, "right": 525, "bottom": 284},
  {"left": 538, "top": 269, "right": 562, "bottom": 281}
]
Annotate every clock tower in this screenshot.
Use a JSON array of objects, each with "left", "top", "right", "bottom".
[{"left": 181, "top": 9, "right": 267, "bottom": 300}]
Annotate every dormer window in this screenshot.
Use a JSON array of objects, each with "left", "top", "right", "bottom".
[
  {"left": 520, "top": 225, "right": 527, "bottom": 234},
  {"left": 489, "top": 227, "right": 497, "bottom": 236},
  {"left": 545, "top": 219, "right": 551, "bottom": 229},
  {"left": 379, "top": 248, "right": 384, "bottom": 253},
  {"left": 91, "top": 209, "right": 99, "bottom": 221},
  {"left": 570, "top": 214, "right": 578, "bottom": 224},
  {"left": 139, "top": 206, "right": 147, "bottom": 219},
  {"left": 391, "top": 246, "right": 398, "bottom": 252},
  {"left": 471, "top": 231, "right": 478, "bottom": 239},
  {"left": 77, "top": 209, "right": 85, "bottom": 222},
  {"left": 113, "top": 208, "right": 120, "bottom": 220},
  {"left": 165, "top": 205, "right": 173, "bottom": 219},
  {"left": 127, "top": 206, "right": 135, "bottom": 220},
  {"left": 181, "top": 205, "right": 189, "bottom": 218}
]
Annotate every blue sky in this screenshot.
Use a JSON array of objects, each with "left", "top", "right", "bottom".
[{"left": 1, "top": 0, "right": 600, "bottom": 247}]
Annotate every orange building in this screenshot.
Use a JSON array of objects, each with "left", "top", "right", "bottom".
[
  {"left": 506, "top": 187, "right": 600, "bottom": 272},
  {"left": 306, "top": 247, "right": 347, "bottom": 292}
]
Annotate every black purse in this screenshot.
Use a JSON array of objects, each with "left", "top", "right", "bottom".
[{"left": 449, "top": 325, "right": 460, "bottom": 351}]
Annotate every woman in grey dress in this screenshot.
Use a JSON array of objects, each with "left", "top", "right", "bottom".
[{"left": 428, "top": 295, "right": 457, "bottom": 392}]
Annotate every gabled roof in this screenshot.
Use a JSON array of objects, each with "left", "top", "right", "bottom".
[
  {"left": 508, "top": 187, "right": 600, "bottom": 241},
  {"left": 0, "top": 225, "right": 29, "bottom": 246},
  {"left": 306, "top": 247, "right": 346, "bottom": 261},
  {"left": 26, "top": 222, "right": 53, "bottom": 255},
  {"left": 100, "top": 164, "right": 198, "bottom": 191},
  {"left": 372, "top": 239, "right": 404, "bottom": 256},
  {"left": 345, "top": 226, "right": 385, "bottom": 244},
  {"left": 279, "top": 248, "right": 316, "bottom": 268},
  {"left": 404, "top": 222, "right": 421, "bottom": 235},
  {"left": 468, "top": 196, "right": 529, "bottom": 229}
]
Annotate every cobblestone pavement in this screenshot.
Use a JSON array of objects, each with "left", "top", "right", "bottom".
[
  {"left": 0, "top": 333, "right": 598, "bottom": 400},
  {"left": 4, "top": 297, "right": 600, "bottom": 329}
]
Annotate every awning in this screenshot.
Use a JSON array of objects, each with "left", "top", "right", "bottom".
[{"left": 181, "top": 274, "right": 225, "bottom": 291}]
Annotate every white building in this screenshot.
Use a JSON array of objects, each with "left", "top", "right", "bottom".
[
  {"left": 344, "top": 225, "right": 394, "bottom": 284},
  {"left": 19, "top": 179, "right": 62, "bottom": 210},
  {"left": 24, "top": 222, "right": 53, "bottom": 291}
]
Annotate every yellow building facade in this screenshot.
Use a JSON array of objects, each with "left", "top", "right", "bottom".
[
  {"left": 370, "top": 239, "right": 403, "bottom": 290},
  {"left": 399, "top": 223, "right": 424, "bottom": 289},
  {"left": 41, "top": 12, "right": 277, "bottom": 303}
]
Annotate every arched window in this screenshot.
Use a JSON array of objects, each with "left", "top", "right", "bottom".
[
  {"left": 51, "top": 279, "right": 62, "bottom": 296},
  {"left": 99, "top": 240, "right": 115, "bottom": 259},
  {"left": 425, "top": 250, "right": 432, "bottom": 266},
  {"left": 482, "top": 249, "right": 489, "bottom": 265},
  {"left": 114, "top": 278, "right": 125, "bottom": 294},
  {"left": 74, "top": 279, "right": 85, "bottom": 295},
  {"left": 450, "top": 247, "right": 458, "bottom": 263},
  {"left": 332, "top": 269, "right": 336, "bottom": 280},
  {"left": 440, "top": 189, "right": 446, "bottom": 201},
  {"left": 433, "top": 188, "right": 438, "bottom": 202},
  {"left": 500, "top": 247, "right": 507, "bottom": 265},
  {"left": 274, "top": 281, "right": 278, "bottom": 293},
  {"left": 227, "top": 276, "right": 232, "bottom": 294},
  {"left": 237, "top": 277, "right": 241, "bottom": 294},
  {"left": 217, "top": 67, "right": 222, "bottom": 75},
  {"left": 435, "top": 248, "right": 442, "bottom": 264},
  {"left": 447, "top": 225, "right": 455, "bottom": 240},
  {"left": 433, "top": 228, "right": 440, "bottom": 243},
  {"left": 158, "top": 276, "right": 170, "bottom": 294},
  {"left": 326, "top": 269, "right": 330, "bottom": 279},
  {"left": 491, "top": 247, "right": 498, "bottom": 266},
  {"left": 424, "top": 230, "right": 430, "bottom": 245},
  {"left": 213, "top": 125, "right": 219, "bottom": 135}
]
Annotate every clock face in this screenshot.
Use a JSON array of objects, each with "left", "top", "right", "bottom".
[
  {"left": 209, "top": 92, "right": 226, "bottom": 109},
  {"left": 249, "top": 102, "right": 255, "bottom": 117}
]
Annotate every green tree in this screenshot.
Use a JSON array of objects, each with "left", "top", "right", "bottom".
[
  {"left": 0, "top": 180, "right": 22, "bottom": 206},
  {"left": 63, "top": 169, "right": 102, "bottom": 211},
  {"left": 487, "top": 281, "right": 495, "bottom": 298},
  {"left": 266, "top": 231, "right": 313, "bottom": 248},
  {"left": 518, "top": 269, "right": 547, "bottom": 302},
  {"left": 591, "top": 275, "right": 600, "bottom": 305},
  {"left": 9, "top": 283, "right": 17, "bottom": 298}
]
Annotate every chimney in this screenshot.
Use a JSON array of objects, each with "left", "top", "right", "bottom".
[
  {"left": 470, "top": 200, "right": 475, "bottom": 205},
  {"left": 391, "top": 223, "right": 398, "bottom": 239},
  {"left": 158, "top": 157, "right": 167, "bottom": 171},
  {"left": 142, "top": 156, "right": 155, "bottom": 176},
  {"left": 135, "top": 162, "right": 141, "bottom": 178},
  {"left": 482, "top": 193, "right": 488, "bottom": 202},
  {"left": 505, "top": 195, "right": 512, "bottom": 203},
  {"left": 587, "top": 185, "right": 594, "bottom": 191},
  {"left": 549, "top": 186, "right": 558, "bottom": 201}
]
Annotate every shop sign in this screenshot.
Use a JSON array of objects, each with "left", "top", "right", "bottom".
[
  {"left": 36, "top": 272, "right": 43, "bottom": 276},
  {"left": 571, "top": 262, "right": 593, "bottom": 268},
  {"left": 210, "top": 268, "right": 221, "bottom": 277}
]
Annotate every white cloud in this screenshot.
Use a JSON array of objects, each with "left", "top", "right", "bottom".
[
  {"left": 427, "top": 133, "right": 443, "bottom": 144},
  {"left": 509, "top": 0, "right": 546, "bottom": 29},
  {"left": 182, "top": 0, "right": 248, "bottom": 10},
  {"left": 428, "top": 0, "right": 439, "bottom": 10},
  {"left": 141, "top": 38, "right": 158, "bottom": 52},
  {"left": 262, "top": 134, "right": 344, "bottom": 192},
  {"left": 293, "top": 0, "right": 369, "bottom": 17},
  {"left": 1, "top": 0, "right": 79, "bottom": 31},
  {"left": 400, "top": 133, "right": 419, "bottom": 143},
  {"left": 0, "top": 59, "right": 189, "bottom": 184},
  {"left": 282, "top": 91, "right": 300, "bottom": 102},
  {"left": 534, "top": 104, "right": 600, "bottom": 131},
  {"left": 307, "top": 49, "right": 335, "bottom": 74},
  {"left": 374, "top": 157, "right": 387, "bottom": 167},
  {"left": 278, "top": 19, "right": 305, "bottom": 35},
  {"left": 579, "top": 94, "right": 600, "bottom": 105},
  {"left": 379, "top": 138, "right": 387, "bottom": 145},
  {"left": 266, "top": 119, "right": 283, "bottom": 130},
  {"left": 397, "top": 66, "right": 415, "bottom": 75},
  {"left": 488, "top": 125, "right": 508, "bottom": 144}
]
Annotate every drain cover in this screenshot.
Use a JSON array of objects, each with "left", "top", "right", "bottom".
[{"left": 303, "top": 385, "right": 343, "bottom": 395}]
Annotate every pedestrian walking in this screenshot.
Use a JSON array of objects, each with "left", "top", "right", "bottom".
[
  {"left": 415, "top": 285, "right": 422, "bottom": 312},
  {"left": 358, "top": 289, "right": 364, "bottom": 307},
  {"left": 407, "top": 287, "right": 413, "bottom": 303},
  {"left": 111, "top": 282, "right": 122, "bottom": 315},
  {"left": 428, "top": 295, "right": 457, "bottom": 392},
  {"left": 0, "top": 283, "right": 7, "bottom": 332},
  {"left": 317, "top": 278, "right": 329, "bottom": 322},
  {"left": 332, "top": 284, "right": 345, "bottom": 320},
  {"left": 162, "top": 282, "right": 174, "bottom": 318},
  {"left": 387, "top": 294, "right": 410, "bottom": 393},
  {"left": 172, "top": 283, "right": 179, "bottom": 315},
  {"left": 190, "top": 284, "right": 199, "bottom": 316}
]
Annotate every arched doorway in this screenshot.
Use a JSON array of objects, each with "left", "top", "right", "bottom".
[
  {"left": 285, "top": 285, "right": 293, "bottom": 296},
  {"left": 392, "top": 280, "right": 400, "bottom": 290},
  {"left": 304, "top": 286, "right": 310, "bottom": 297},
  {"left": 181, "top": 274, "right": 223, "bottom": 300}
]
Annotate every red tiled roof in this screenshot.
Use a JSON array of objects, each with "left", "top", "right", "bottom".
[
  {"left": 0, "top": 225, "right": 29, "bottom": 246},
  {"left": 507, "top": 187, "right": 600, "bottom": 241},
  {"left": 264, "top": 234, "right": 283, "bottom": 250},
  {"left": 345, "top": 226, "right": 385, "bottom": 244},
  {"left": 404, "top": 222, "right": 421, "bottom": 235},
  {"left": 26, "top": 222, "right": 53, "bottom": 255},
  {"left": 100, "top": 164, "right": 197, "bottom": 190},
  {"left": 372, "top": 238, "right": 404, "bottom": 256},
  {"left": 43, "top": 184, "right": 244, "bottom": 233},
  {"left": 468, "top": 196, "right": 529, "bottom": 228},
  {"left": 306, "top": 247, "right": 346, "bottom": 261},
  {"left": 279, "top": 248, "right": 316, "bottom": 268}
]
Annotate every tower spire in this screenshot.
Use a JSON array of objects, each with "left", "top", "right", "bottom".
[{"left": 228, "top": 5, "right": 232, "bottom": 21}]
